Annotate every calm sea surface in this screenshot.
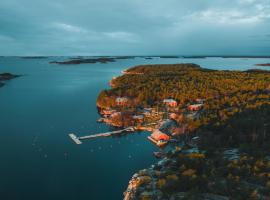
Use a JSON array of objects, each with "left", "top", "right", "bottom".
[{"left": 0, "top": 56, "right": 269, "bottom": 200}]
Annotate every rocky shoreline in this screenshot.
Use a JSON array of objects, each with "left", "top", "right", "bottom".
[{"left": 123, "top": 145, "right": 270, "bottom": 200}]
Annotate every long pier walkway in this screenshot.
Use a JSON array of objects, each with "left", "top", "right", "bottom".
[{"left": 69, "top": 127, "right": 134, "bottom": 145}]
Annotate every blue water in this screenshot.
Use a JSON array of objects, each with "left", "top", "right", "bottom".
[{"left": 0, "top": 56, "right": 269, "bottom": 200}]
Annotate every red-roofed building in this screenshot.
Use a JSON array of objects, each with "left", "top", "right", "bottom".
[
  {"left": 151, "top": 130, "right": 170, "bottom": 141},
  {"left": 116, "top": 97, "right": 128, "bottom": 106},
  {"left": 163, "top": 99, "right": 177, "bottom": 107},
  {"left": 188, "top": 104, "right": 203, "bottom": 111}
]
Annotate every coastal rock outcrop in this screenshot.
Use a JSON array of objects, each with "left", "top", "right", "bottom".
[{"left": 123, "top": 146, "right": 270, "bottom": 200}]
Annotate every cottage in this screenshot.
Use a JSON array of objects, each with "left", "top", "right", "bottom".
[
  {"left": 188, "top": 104, "right": 203, "bottom": 111},
  {"left": 163, "top": 99, "right": 177, "bottom": 107},
  {"left": 116, "top": 97, "right": 128, "bottom": 106}
]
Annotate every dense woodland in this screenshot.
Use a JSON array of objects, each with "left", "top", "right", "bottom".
[
  {"left": 97, "top": 64, "right": 270, "bottom": 199},
  {"left": 97, "top": 64, "right": 270, "bottom": 130}
]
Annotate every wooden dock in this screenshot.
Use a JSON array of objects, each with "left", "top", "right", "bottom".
[{"left": 69, "top": 127, "right": 134, "bottom": 145}]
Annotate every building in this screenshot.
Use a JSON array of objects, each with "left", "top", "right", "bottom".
[
  {"left": 116, "top": 97, "right": 128, "bottom": 106},
  {"left": 133, "top": 115, "right": 144, "bottom": 120},
  {"left": 163, "top": 99, "right": 178, "bottom": 107},
  {"left": 148, "top": 129, "right": 171, "bottom": 147},
  {"left": 103, "top": 109, "right": 116, "bottom": 115},
  {"left": 150, "top": 129, "right": 170, "bottom": 141},
  {"left": 188, "top": 104, "right": 203, "bottom": 111}
]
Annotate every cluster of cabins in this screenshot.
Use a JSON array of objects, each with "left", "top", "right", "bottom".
[
  {"left": 116, "top": 97, "right": 204, "bottom": 111},
  {"left": 163, "top": 98, "right": 205, "bottom": 111},
  {"left": 102, "top": 97, "right": 205, "bottom": 147}
]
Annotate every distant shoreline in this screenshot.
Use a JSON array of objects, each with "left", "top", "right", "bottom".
[
  {"left": 0, "top": 55, "right": 269, "bottom": 59},
  {"left": 255, "top": 63, "right": 270, "bottom": 67}
]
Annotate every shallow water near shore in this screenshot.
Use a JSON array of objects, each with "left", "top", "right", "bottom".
[{"left": 0, "top": 56, "right": 269, "bottom": 200}]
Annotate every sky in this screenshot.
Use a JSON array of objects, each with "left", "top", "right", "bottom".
[{"left": 0, "top": 0, "right": 270, "bottom": 56}]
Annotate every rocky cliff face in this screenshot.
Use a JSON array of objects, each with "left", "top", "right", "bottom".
[{"left": 124, "top": 159, "right": 170, "bottom": 200}]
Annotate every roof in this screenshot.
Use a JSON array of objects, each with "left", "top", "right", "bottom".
[
  {"left": 116, "top": 97, "right": 128, "bottom": 102},
  {"left": 151, "top": 130, "right": 170, "bottom": 141},
  {"left": 133, "top": 115, "right": 144, "bottom": 119},
  {"left": 189, "top": 103, "right": 203, "bottom": 107},
  {"left": 163, "top": 99, "right": 177, "bottom": 103}
]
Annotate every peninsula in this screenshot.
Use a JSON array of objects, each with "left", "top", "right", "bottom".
[{"left": 96, "top": 64, "right": 270, "bottom": 199}]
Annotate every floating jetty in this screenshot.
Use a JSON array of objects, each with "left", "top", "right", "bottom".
[
  {"left": 69, "top": 133, "right": 82, "bottom": 145},
  {"left": 69, "top": 127, "right": 134, "bottom": 145}
]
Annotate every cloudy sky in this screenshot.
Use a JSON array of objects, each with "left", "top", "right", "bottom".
[{"left": 0, "top": 0, "right": 270, "bottom": 56}]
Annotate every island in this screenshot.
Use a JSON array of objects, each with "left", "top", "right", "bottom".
[
  {"left": 50, "top": 57, "right": 116, "bottom": 64},
  {"left": 159, "top": 56, "right": 180, "bottom": 58},
  {"left": 96, "top": 63, "right": 270, "bottom": 199},
  {"left": 50, "top": 56, "right": 136, "bottom": 65},
  {"left": 0, "top": 73, "right": 20, "bottom": 87},
  {"left": 20, "top": 56, "right": 49, "bottom": 59},
  {"left": 256, "top": 63, "right": 270, "bottom": 67}
]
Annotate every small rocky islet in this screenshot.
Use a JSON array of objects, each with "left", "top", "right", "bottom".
[
  {"left": 96, "top": 63, "right": 270, "bottom": 199},
  {"left": 0, "top": 73, "right": 20, "bottom": 88}
]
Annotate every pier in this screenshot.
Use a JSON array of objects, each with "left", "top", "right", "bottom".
[{"left": 69, "top": 127, "right": 134, "bottom": 144}]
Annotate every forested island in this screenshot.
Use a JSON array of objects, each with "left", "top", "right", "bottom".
[
  {"left": 50, "top": 56, "right": 136, "bottom": 65},
  {"left": 96, "top": 64, "right": 270, "bottom": 199},
  {"left": 0, "top": 73, "right": 19, "bottom": 87}
]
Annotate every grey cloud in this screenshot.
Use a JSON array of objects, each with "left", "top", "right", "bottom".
[{"left": 0, "top": 0, "right": 269, "bottom": 55}]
